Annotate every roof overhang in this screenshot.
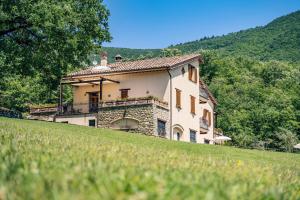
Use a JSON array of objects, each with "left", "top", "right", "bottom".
[
  {"left": 64, "top": 54, "right": 202, "bottom": 79},
  {"left": 64, "top": 67, "right": 169, "bottom": 80}
]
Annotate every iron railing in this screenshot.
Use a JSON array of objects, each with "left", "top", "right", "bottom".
[
  {"left": 200, "top": 118, "right": 209, "bottom": 130},
  {"left": 30, "top": 97, "right": 169, "bottom": 115}
]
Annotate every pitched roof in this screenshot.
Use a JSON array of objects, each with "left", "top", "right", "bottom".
[
  {"left": 199, "top": 79, "right": 218, "bottom": 105},
  {"left": 67, "top": 54, "right": 201, "bottom": 77}
]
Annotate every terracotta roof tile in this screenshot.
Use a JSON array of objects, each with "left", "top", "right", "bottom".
[{"left": 68, "top": 54, "right": 201, "bottom": 77}]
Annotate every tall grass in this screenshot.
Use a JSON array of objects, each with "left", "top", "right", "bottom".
[{"left": 0, "top": 117, "right": 299, "bottom": 199}]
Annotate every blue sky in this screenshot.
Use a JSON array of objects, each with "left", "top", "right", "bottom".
[{"left": 103, "top": 0, "right": 300, "bottom": 49}]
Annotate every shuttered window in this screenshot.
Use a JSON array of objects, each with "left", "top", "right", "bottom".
[
  {"left": 208, "top": 111, "right": 211, "bottom": 126},
  {"left": 194, "top": 69, "right": 198, "bottom": 83},
  {"left": 188, "top": 66, "right": 193, "bottom": 81},
  {"left": 120, "top": 89, "right": 130, "bottom": 99},
  {"left": 188, "top": 64, "right": 198, "bottom": 83},
  {"left": 203, "top": 109, "right": 211, "bottom": 126},
  {"left": 190, "top": 95, "right": 195, "bottom": 114},
  {"left": 176, "top": 89, "right": 181, "bottom": 109}
]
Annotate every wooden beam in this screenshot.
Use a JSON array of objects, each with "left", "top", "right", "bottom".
[
  {"left": 101, "top": 77, "right": 120, "bottom": 84},
  {"left": 61, "top": 77, "right": 120, "bottom": 85}
]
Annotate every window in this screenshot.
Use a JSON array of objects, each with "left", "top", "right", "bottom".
[
  {"left": 176, "top": 89, "right": 181, "bottom": 109},
  {"left": 203, "top": 109, "right": 211, "bottom": 126},
  {"left": 188, "top": 64, "right": 198, "bottom": 83},
  {"left": 120, "top": 89, "right": 130, "bottom": 99},
  {"left": 190, "top": 95, "right": 196, "bottom": 114},
  {"left": 190, "top": 130, "right": 197, "bottom": 143},
  {"left": 204, "top": 139, "right": 210, "bottom": 144},
  {"left": 157, "top": 120, "right": 166, "bottom": 137},
  {"left": 89, "top": 119, "right": 96, "bottom": 127}
]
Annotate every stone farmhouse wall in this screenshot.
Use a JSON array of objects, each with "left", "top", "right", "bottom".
[
  {"left": 98, "top": 104, "right": 169, "bottom": 136},
  {"left": 153, "top": 105, "right": 170, "bottom": 137}
]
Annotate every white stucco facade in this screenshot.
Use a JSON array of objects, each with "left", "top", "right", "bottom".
[
  {"left": 55, "top": 114, "right": 97, "bottom": 127},
  {"left": 169, "top": 60, "right": 202, "bottom": 143}
]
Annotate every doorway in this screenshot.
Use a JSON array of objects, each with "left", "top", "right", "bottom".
[{"left": 89, "top": 92, "right": 99, "bottom": 112}]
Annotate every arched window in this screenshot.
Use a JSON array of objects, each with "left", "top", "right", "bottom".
[{"left": 173, "top": 125, "right": 184, "bottom": 141}]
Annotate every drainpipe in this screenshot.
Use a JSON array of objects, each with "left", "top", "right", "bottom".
[{"left": 167, "top": 70, "right": 172, "bottom": 141}]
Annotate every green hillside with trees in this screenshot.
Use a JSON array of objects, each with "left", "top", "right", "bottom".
[
  {"left": 102, "top": 47, "right": 161, "bottom": 63},
  {"left": 172, "top": 11, "right": 300, "bottom": 62},
  {"left": 199, "top": 51, "right": 299, "bottom": 149}
]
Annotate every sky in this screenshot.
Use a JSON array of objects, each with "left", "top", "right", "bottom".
[{"left": 103, "top": 0, "right": 300, "bottom": 49}]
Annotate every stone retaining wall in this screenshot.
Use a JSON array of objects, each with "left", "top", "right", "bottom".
[{"left": 98, "top": 103, "right": 169, "bottom": 136}]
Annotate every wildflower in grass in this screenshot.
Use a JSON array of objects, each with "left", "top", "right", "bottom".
[{"left": 236, "top": 160, "right": 244, "bottom": 167}]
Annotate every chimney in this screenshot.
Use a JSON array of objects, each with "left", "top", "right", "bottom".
[
  {"left": 100, "top": 52, "right": 108, "bottom": 66},
  {"left": 115, "top": 54, "right": 122, "bottom": 62}
]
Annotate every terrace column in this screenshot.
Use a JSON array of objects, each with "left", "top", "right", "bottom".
[
  {"left": 99, "top": 79, "right": 103, "bottom": 101},
  {"left": 59, "top": 82, "right": 63, "bottom": 114}
]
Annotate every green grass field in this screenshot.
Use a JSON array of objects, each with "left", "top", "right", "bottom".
[{"left": 0, "top": 117, "right": 299, "bottom": 199}]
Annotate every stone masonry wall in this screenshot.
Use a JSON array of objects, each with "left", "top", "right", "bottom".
[
  {"left": 98, "top": 104, "right": 155, "bottom": 135},
  {"left": 153, "top": 105, "right": 170, "bottom": 138}
]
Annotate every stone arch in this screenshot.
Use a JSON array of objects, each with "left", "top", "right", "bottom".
[{"left": 110, "top": 117, "right": 139, "bottom": 130}]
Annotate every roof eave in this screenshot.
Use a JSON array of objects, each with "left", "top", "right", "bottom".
[{"left": 64, "top": 66, "right": 170, "bottom": 79}]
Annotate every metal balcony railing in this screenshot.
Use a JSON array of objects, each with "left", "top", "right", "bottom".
[
  {"left": 200, "top": 118, "right": 209, "bottom": 130},
  {"left": 29, "top": 97, "right": 169, "bottom": 115},
  {"left": 199, "top": 88, "right": 209, "bottom": 99}
]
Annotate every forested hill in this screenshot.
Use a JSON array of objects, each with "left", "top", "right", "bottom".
[
  {"left": 102, "top": 47, "right": 161, "bottom": 63},
  {"left": 172, "top": 10, "right": 300, "bottom": 62},
  {"left": 104, "top": 10, "right": 300, "bottom": 62}
]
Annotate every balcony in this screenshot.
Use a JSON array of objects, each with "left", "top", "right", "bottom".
[
  {"left": 200, "top": 118, "right": 209, "bottom": 133},
  {"left": 29, "top": 97, "right": 167, "bottom": 116},
  {"left": 199, "top": 88, "right": 209, "bottom": 103}
]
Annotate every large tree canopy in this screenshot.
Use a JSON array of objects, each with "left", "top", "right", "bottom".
[
  {"left": 0, "top": 0, "right": 111, "bottom": 109},
  {"left": 0, "top": 0, "right": 111, "bottom": 83}
]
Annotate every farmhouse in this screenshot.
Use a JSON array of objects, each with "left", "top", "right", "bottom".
[{"left": 30, "top": 53, "right": 217, "bottom": 144}]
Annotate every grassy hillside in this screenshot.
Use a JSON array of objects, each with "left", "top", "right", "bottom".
[
  {"left": 104, "top": 11, "right": 300, "bottom": 62},
  {"left": 1, "top": 117, "right": 299, "bottom": 199}
]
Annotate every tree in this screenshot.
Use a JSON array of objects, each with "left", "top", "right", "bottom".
[
  {"left": 0, "top": 0, "right": 111, "bottom": 109},
  {"left": 275, "top": 128, "right": 298, "bottom": 152},
  {"left": 201, "top": 52, "right": 299, "bottom": 151},
  {"left": 161, "top": 48, "right": 182, "bottom": 57},
  {"left": 0, "top": 0, "right": 111, "bottom": 84}
]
